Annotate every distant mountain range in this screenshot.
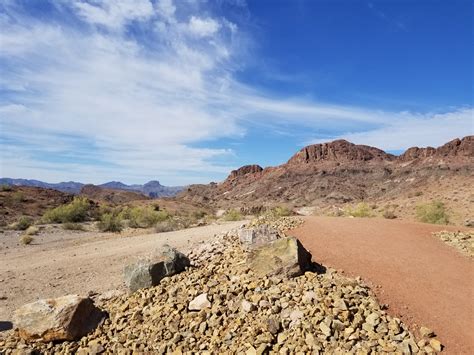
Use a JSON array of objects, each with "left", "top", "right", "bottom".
[{"left": 0, "top": 178, "right": 184, "bottom": 198}]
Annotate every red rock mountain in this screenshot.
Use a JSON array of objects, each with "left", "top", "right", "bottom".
[{"left": 178, "top": 136, "right": 474, "bottom": 209}]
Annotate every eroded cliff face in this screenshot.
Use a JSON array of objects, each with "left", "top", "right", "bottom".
[{"left": 177, "top": 136, "right": 474, "bottom": 210}]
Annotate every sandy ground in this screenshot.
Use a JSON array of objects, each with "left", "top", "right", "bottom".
[
  {"left": 0, "top": 221, "right": 245, "bottom": 324},
  {"left": 290, "top": 216, "right": 474, "bottom": 355}
]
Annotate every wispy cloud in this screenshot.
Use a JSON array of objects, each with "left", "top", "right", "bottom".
[{"left": 0, "top": 0, "right": 471, "bottom": 184}]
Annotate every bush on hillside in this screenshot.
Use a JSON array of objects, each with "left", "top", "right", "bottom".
[
  {"left": 14, "top": 216, "right": 33, "bottom": 231},
  {"left": 42, "top": 197, "right": 90, "bottom": 223},
  {"left": 155, "top": 219, "right": 180, "bottom": 233},
  {"left": 223, "top": 209, "right": 243, "bottom": 221},
  {"left": 1, "top": 184, "right": 12, "bottom": 192},
  {"left": 121, "top": 206, "right": 170, "bottom": 228},
  {"left": 416, "top": 201, "right": 449, "bottom": 225},
  {"left": 345, "top": 202, "right": 372, "bottom": 218},
  {"left": 270, "top": 206, "right": 293, "bottom": 218},
  {"left": 98, "top": 212, "right": 123, "bottom": 232}
]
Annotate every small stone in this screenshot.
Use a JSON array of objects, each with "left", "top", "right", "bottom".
[
  {"left": 420, "top": 326, "right": 435, "bottom": 338},
  {"left": 241, "top": 300, "right": 255, "bottom": 313},
  {"left": 429, "top": 339, "right": 442, "bottom": 352},
  {"left": 319, "top": 322, "right": 331, "bottom": 337},
  {"left": 189, "top": 293, "right": 211, "bottom": 311}
]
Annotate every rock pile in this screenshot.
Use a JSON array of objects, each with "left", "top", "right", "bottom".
[
  {"left": 433, "top": 230, "right": 473, "bottom": 257},
  {"left": 1, "top": 220, "right": 441, "bottom": 354}
]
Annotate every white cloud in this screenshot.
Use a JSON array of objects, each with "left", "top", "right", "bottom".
[
  {"left": 187, "top": 16, "right": 221, "bottom": 37},
  {"left": 0, "top": 0, "right": 471, "bottom": 184},
  {"left": 73, "top": 0, "right": 154, "bottom": 29}
]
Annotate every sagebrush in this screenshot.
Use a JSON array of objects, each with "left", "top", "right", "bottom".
[{"left": 416, "top": 201, "right": 449, "bottom": 225}]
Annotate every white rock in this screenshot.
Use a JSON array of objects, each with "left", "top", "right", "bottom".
[{"left": 188, "top": 293, "right": 211, "bottom": 311}]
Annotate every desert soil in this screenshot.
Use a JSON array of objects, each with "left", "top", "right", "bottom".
[
  {"left": 0, "top": 221, "right": 245, "bottom": 323},
  {"left": 290, "top": 216, "right": 474, "bottom": 354}
]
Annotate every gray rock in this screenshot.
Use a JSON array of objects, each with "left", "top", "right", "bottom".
[
  {"left": 13, "top": 295, "right": 104, "bottom": 342},
  {"left": 238, "top": 224, "right": 280, "bottom": 249},
  {"left": 247, "top": 237, "right": 313, "bottom": 278},
  {"left": 124, "top": 246, "right": 190, "bottom": 292}
]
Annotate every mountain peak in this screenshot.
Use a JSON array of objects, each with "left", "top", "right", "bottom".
[{"left": 287, "top": 140, "right": 394, "bottom": 165}]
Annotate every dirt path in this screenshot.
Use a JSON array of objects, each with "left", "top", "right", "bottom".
[
  {"left": 290, "top": 216, "right": 474, "bottom": 354},
  {"left": 0, "top": 221, "right": 244, "bottom": 323}
]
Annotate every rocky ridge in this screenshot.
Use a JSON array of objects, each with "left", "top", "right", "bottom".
[
  {"left": 1, "top": 217, "right": 442, "bottom": 354},
  {"left": 178, "top": 136, "right": 474, "bottom": 214}
]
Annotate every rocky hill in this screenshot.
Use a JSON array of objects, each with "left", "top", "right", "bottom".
[
  {"left": 79, "top": 185, "right": 150, "bottom": 205},
  {"left": 0, "top": 186, "right": 74, "bottom": 225},
  {"left": 0, "top": 179, "right": 184, "bottom": 198},
  {"left": 178, "top": 136, "right": 474, "bottom": 213}
]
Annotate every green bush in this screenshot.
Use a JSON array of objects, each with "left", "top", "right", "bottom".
[
  {"left": 122, "top": 206, "right": 170, "bottom": 228},
  {"left": 345, "top": 203, "right": 372, "bottom": 218},
  {"left": 42, "top": 197, "right": 90, "bottom": 223},
  {"left": 416, "top": 201, "right": 449, "bottom": 225},
  {"left": 1, "top": 184, "right": 12, "bottom": 192},
  {"left": 15, "top": 216, "right": 33, "bottom": 231},
  {"left": 98, "top": 213, "right": 123, "bottom": 232},
  {"left": 223, "top": 209, "right": 243, "bottom": 221},
  {"left": 62, "top": 222, "right": 86, "bottom": 231},
  {"left": 270, "top": 206, "right": 293, "bottom": 218}
]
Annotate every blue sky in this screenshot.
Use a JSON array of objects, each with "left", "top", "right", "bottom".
[{"left": 0, "top": 0, "right": 472, "bottom": 185}]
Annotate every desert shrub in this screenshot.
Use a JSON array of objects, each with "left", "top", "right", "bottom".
[
  {"left": 98, "top": 213, "right": 123, "bottom": 232},
  {"left": 192, "top": 210, "right": 207, "bottom": 220},
  {"left": 155, "top": 219, "right": 180, "bottom": 233},
  {"left": 270, "top": 206, "right": 293, "bottom": 218},
  {"left": 24, "top": 226, "right": 39, "bottom": 235},
  {"left": 15, "top": 216, "right": 33, "bottom": 231},
  {"left": 223, "top": 209, "right": 243, "bottom": 221},
  {"left": 383, "top": 210, "right": 397, "bottom": 219},
  {"left": 42, "top": 197, "right": 90, "bottom": 223},
  {"left": 414, "top": 191, "right": 423, "bottom": 197},
  {"left": 62, "top": 222, "right": 85, "bottom": 231},
  {"left": 1, "top": 184, "right": 12, "bottom": 192},
  {"left": 20, "top": 234, "right": 34, "bottom": 245},
  {"left": 416, "top": 201, "right": 449, "bottom": 225},
  {"left": 12, "top": 192, "right": 26, "bottom": 203},
  {"left": 345, "top": 203, "right": 372, "bottom": 218},
  {"left": 122, "top": 206, "right": 170, "bottom": 228}
]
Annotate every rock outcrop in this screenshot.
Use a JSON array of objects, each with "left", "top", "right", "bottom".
[
  {"left": 123, "top": 246, "right": 190, "bottom": 292},
  {"left": 12, "top": 295, "right": 103, "bottom": 342},
  {"left": 287, "top": 140, "right": 395, "bottom": 165}
]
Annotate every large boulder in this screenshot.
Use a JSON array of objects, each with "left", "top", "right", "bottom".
[
  {"left": 238, "top": 224, "right": 280, "bottom": 249},
  {"left": 13, "top": 295, "right": 104, "bottom": 342},
  {"left": 247, "top": 237, "right": 312, "bottom": 278},
  {"left": 124, "top": 246, "right": 190, "bottom": 292}
]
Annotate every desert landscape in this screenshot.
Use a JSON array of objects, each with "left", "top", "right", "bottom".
[
  {"left": 1, "top": 0, "right": 473, "bottom": 354},
  {"left": 0, "top": 136, "right": 473, "bottom": 354}
]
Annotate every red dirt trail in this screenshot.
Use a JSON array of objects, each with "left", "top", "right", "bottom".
[{"left": 289, "top": 216, "right": 473, "bottom": 354}]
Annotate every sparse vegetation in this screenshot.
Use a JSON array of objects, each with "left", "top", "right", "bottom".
[
  {"left": 98, "top": 212, "right": 123, "bottom": 233},
  {"left": 24, "top": 226, "right": 39, "bottom": 235},
  {"left": 383, "top": 210, "right": 397, "bottom": 219},
  {"left": 42, "top": 197, "right": 90, "bottom": 223},
  {"left": 1, "top": 184, "right": 12, "bottom": 192},
  {"left": 62, "top": 222, "right": 86, "bottom": 231},
  {"left": 20, "top": 234, "right": 34, "bottom": 245},
  {"left": 345, "top": 202, "right": 372, "bottom": 218},
  {"left": 121, "top": 206, "right": 170, "bottom": 228},
  {"left": 155, "top": 219, "right": 180, "bottom": 233},
  {"left": 416, "top": 201, "right": 450, "bottom": 225},
  {"left": 269, "top": 205, "right": 293, "bottom": 218},
  {"left": 14, "top": 216, "right": 33, "bottom": 231},
  {"left": 223, "top": 209, "right": 243, "bottom": 221},
  {"left": 12, "top": 192, "right": 26, "bottom": 203}
]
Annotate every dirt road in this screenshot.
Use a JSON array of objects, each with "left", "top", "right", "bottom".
[
  {"left": 290, "top": 216, "right": 473, "bottom": 354},
  {"left": 0, "top": 221, "right": 244, "bottom": 323}
]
